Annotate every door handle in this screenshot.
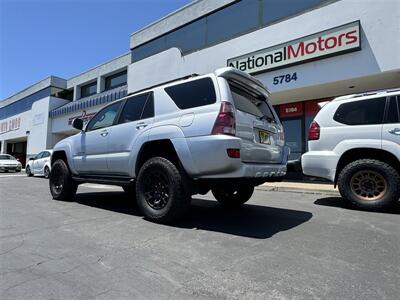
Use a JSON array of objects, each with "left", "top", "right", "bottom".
[
  {"left": 388, "top": 128, "right": 400, "bottom": 135},
  {"left": 136, "top": 122, "right": 148, "bottom": 130},
  {"left": 100, "top": 129, "right": 109, "bottom": 137}
]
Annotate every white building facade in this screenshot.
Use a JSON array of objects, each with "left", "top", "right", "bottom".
[{"left": 1, "top": 0, "right": 399, "bottom": 165}]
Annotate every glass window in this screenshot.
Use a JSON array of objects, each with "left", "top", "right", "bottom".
[
  {"left": 132, "top": 36, "right": 166, "bottom": 62},
  {"left": 165, "top": 18, "right": 206, "bottom": 54},
  {"left": 86, "top": 101, "right": 122, "bottom": 131},
  {"left": 118, "top": 93, "right": 154, "bottom": 124},
  {"left": 164, "top": 78, "right": 216, "bottom": 109},
  {"left": 230, "top": 84, "right": 275, "bottom": 121},
  {"left": 105, "top": 71, "right": 127, "bottom": 90},
  {"left": 333, "top": 97, "right": 386, "bottom": 126},
  {"left": 262, "top": 0, "right": 326, "bottom": 25},
  {"left": 386, "top": 96, "right": 399, "bottom": 124},
  {"left": 0, "top": 154, "right": 12, "bottom": 160},
  {"left": 81, "top": 81, "right": 97, "bottom": 98},
  {"left": 42, "top": 151, "right": 51, "bottom": 158},
  {"left": 207, "top": 0, "right": 259, "bottom": 45},
  {"left": 35, "top": 152, "right": 44, "bottom": 159},
  {"left": 281, "top": 119, "right": 303, "bottom": 160}
]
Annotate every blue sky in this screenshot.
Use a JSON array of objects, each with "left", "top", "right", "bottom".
[{"left": 0, "top": 0, "right": 192, "bottom": 100}]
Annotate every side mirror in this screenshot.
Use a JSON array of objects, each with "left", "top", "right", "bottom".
[
  {"left": 29, "top": 157, "right": 35, "bottom": 161},
  {"left": 72, "top": 118, "right": 84, "bottom": 131}
]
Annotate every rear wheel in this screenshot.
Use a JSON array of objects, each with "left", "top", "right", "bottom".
[
  {"left": 136, "top": 157, "right": 190, "bottom": 224},
  {"left": 26, "top": 166, "right": 33, "bottom": 177},
  {"left": 49, "top": 159, "right": 77, "bottom": 201},
  {"left": 44, "top": 166, "right": 50, "bottom": 178},
  {"left": 212, "top": 185, "right": 254, "bottom": 207},
  {"left": 338, "top": 159, "right": 400, "bottom": 210}
]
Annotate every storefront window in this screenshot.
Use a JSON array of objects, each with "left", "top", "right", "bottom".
[{"left": 281, "top": 119, "right": 303, "bottom": 161}]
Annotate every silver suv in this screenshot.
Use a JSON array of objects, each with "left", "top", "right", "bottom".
[{"left": 49, "top": 68, "right": 289, "bottom": 223}]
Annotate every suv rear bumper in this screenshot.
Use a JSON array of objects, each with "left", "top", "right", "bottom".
[
  {"left": 302, "top": 151, "right": 339, "bottom": 182},
  {"left": 173, "top": 135, "right": 288, "bottom": 179}
]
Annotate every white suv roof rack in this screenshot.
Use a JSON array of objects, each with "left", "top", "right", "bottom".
[{"left": 333, "top": 88, "right": 400, "bottom": 102}]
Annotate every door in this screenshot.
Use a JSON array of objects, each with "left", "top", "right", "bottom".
[
  {"left": 382, "top": 96, "right": 400, "bottom": 160},
  {"left": 35, "top": 151, "right": 49, "bottom": 174},
  {"left": 73, "top": 101, "right": 123, "bottom": 174},
  {"left": 33, "top": 152, "right": 44, "bottom": 173},
  {"left": 107, "top": 93, "right": 154, "bottom": 175}
]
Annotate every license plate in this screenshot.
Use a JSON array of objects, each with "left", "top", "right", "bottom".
[{"left": 259, "top": 130, "right": 271, "bottom": 144}]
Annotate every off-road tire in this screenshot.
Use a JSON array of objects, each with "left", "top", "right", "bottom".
[
  {"left": 338, "top": 159, "right": 400, "bottom": 210},
  {"left": 26, "top": 166, "right": 33, "bottom": 177},
  {"left": 212, "top": 185, "right": 254, "bottom": 207},
  {"left": 44, "top": 166, "right": 50, "bottom": 179},
  {"left": 136, "top": 157, "right": 190, "bottom": 224},
  {"left": 49, "top": 159, "right": 77, "bottom": 201}
]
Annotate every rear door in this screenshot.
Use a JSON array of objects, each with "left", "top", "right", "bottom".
[
  {"left": 107, "top": 92, "right": 154, "bottom": 175},
  {"left": 382, "top": 95, "right": 400, "bottom": 161},
  {"left": 229, "top": 83, "right": 284, "bottom": 164}
]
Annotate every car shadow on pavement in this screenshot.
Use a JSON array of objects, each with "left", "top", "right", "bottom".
[
  {"left": 314, "top": 197, "right": 400, "bottom": 214},
  {"left": 75, "top": 192, "right": 313, "bottom": 239}
]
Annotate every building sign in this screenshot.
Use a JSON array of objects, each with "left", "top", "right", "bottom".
[
  {"left": 227, "top": 21, "right": 361, "bottom": 74},
  {"left": 0, "top": 117, "right": 21, "bottom": 135},
  {"left": 279, "top": 102, "right": 303, "bottom": 118},
  {"left": 68, "top": 110, "right": 96, "bottom": 125}
]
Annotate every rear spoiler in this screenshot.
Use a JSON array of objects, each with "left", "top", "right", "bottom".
[{"left": 215, "top": 67, "right": 271, "bottom": 98}]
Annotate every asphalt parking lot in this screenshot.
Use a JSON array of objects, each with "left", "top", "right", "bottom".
[{"left": 1, "top": 172, "right": 399, "bottom": 300}]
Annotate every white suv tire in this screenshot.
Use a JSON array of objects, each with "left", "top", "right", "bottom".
[{"left": 338, "top": 159, "right": 400, "bottom": 210}]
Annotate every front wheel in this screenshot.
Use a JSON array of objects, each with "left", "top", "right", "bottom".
[
  {"left": 49, "top": 159, "right": 77, "bottom": 201},
  {"left": 212, "top": 185, "right": 254, "bottom": 207},
  {"left": 136, "top": 157, "right": 190, "bottom": 224},
  {"left": 338, "top": 159, "right": 400, "bottom": 210},
  {"left": 26, "top": 166, "right": 33, "bottom": 177}
]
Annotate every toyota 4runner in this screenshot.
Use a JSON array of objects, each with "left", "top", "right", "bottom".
[{"left": 49, "top": 67, "right": 289, "bottom": 223}]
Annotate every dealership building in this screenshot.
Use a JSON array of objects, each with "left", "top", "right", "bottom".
[{"left": 1, "top": 0, "right": 399, "bottom": 166}]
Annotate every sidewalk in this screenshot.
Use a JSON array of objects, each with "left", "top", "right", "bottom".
[{"left": 259, "top": 181, "right": 339, "bottom": 196}]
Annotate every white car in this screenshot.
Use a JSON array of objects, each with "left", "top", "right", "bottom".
[
  {"left": 26, "top": 150, "right": 53, "bottom": 178},
  {"left": 0, "top": 154, "right": 22, "bottom": 172},
  {"left": 302, "top": 89, "right": 400, "bottom": 210}
]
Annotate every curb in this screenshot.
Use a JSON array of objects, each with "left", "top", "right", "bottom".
[{"left": 257, "top": 185, "right": 340, "bottom": 196}]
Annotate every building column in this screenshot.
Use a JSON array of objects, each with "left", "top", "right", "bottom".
[{"left": 0, "top": 140, "right": 6, "bottom": 154}]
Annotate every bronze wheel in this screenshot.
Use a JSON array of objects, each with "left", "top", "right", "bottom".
[{"left": 350, "top": 170, "right": 387, "bottom": 201}]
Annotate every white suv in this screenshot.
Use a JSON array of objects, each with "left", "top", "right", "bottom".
[
  {"left": 302, "top": 89, "right": 400, "bottom": 210},
  {"left": 50, "top": 68, "right": 289, "bottom": 223}
]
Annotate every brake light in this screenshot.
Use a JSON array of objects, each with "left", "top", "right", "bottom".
[
  {"left": 212, "top": 101, "right": 236, "bottom": 136},
  {"left": 308, "top": 120, "right": 320, "bottom": 140},
  {"left": 227, "top": 148, "right": 240, "bottom": 158}
]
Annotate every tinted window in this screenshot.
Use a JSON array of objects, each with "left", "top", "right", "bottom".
[
  {"left": 164, "top": 78, "right": 216, "bottom": 109},
  {"left": 42, "top": 151, "right": 51, "bottom": 158},
  {"left": 333, "top": 98, "right": 386, "bottom": 125},
  {"left": 81, "top": 82, "right": 97, "bottom": 98},
  {"left": 207, "top": 0, "right": 259, "bottom": 45},
  {"left": 119, "top": 93, "right": 154, "bottom": 124},
  {"left": 166, "top": 18, "right": 206, "bottom": 54},
  {"left": 386, "top": 96, "right": 400, "bottom": 123},
  {"left": 230, "top": 85, "right": 275, "bottom": 121},
  {"left": 86, "top": 101, "right": 122, "bottom": 131},
  {"left": 105, "top": 71, "right": 127, "bottom": 90},
  {"left": 132, "top": 36, "right": 166, "bottom": 61},
  {"left": 0, "top": 155, "right": 11, "bottom": 160}
]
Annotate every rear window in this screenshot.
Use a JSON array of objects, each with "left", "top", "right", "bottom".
[
  {"left": 333, "top": 97, "right": 386, "bottom": 125},
  {"left": 385, "top": 96, "right": 399, "bottom": 123},
  {"left": 164, "top": 77, "right": 216, "bottom": 109},
  {"left": 230, "top": 85, "right": 275, "bottom": 121},
  {"left": 118, "top": 93, "right": 154, "bottom": 124}
]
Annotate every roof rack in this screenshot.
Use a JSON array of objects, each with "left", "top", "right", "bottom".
[
  {"left": 333, "top": 87, "right": 400, "bottom": 101},
  {"left": 128, "top": 73, "right": 200, "bottom": 95}
]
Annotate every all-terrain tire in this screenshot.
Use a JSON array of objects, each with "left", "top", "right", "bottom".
[
  {"left": 49, "top": 159, "right": 77, "bottom": 201},
  {"left": 338, "top": 159, "right": 400, "bottom": 210},
  {"left": 136, "top": 157, "right": 190, "bottom": 224},
  {"left": 212, "top": 184, "right": 254, "bottom": 207}
]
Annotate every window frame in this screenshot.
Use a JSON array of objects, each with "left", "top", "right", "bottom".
[
  {"left": 117, "top": 92, "right": 154, "bottom": 125},
  {"left": 80, "top": 81, "right": 97, "bottom": 98},
  {"left": 85, "top": 101, "right": 123, "bottom": 132},
  {"left": 104, "top": 70, "right": 128, "bottom": 91}
]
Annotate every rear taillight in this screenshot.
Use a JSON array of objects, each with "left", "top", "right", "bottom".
[
  {"left": 227, "top": 148, "right": 240, "bottom": 158},
  {"left": 212, "top": 101, "right": 236, "bottom": 136},
  {"left": 308, "top": 120, "right": 320, "bottom": 140}
]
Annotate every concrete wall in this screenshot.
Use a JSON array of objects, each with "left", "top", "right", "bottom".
[{"left": 128, "top": 0, "right": 400, "bottom": 103}]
